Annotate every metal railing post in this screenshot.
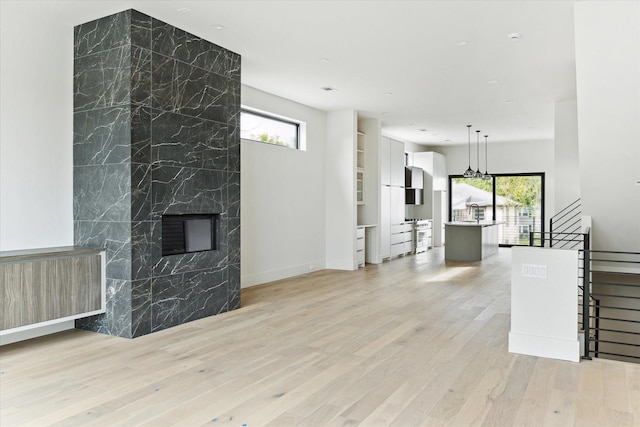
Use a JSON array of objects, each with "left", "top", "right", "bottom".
[
  {"left": 529, "top": 231, "right": 534, "bottom": 247},
  {"left": 582, "top": 237, "right": 592, "bottom": 360},
  {"left": 549, "top": 218, "right": 553, "bottom": 248}
]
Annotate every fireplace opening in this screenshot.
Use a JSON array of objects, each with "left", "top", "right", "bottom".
[{"left": 162, "top": 214, "right": 219, "bottom": 256}]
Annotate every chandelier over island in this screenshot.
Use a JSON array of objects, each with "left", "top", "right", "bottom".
[{"left": 462, "top": 125, "right": 492, "bottom": 180}]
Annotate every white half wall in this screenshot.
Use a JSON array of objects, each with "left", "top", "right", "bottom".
[
  {"left": 241, "top": 85, "right": 327, "bottom": 287},
  {"left": 509, "top": 246, "right": 580, "bottom": 362},
  {"left": 0, "top": 2, "right": 74, "bottom": 251},
  {"left": 574, "top": 1, "right": 640, "bottom": 252}
]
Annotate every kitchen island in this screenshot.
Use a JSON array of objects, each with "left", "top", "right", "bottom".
[{"left": 444, "top": 221, "right": 501, "bottom": 261}]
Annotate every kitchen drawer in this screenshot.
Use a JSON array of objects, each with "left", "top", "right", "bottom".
[
  {"left": 391, "top": 223, "right": 413, "bottom": 234},
  {"left": 403, "top": 241, "right": 414, "bottom": 253},
  {"left": 390, "top": 233, "right": 406, "bottom": 245},
  {"left": 390, "top": 243, "right": 405, "bottom": 256},
  {"left": 356, "top": 227, "right": 365, "bottom": 238},
  {"left": 357, "top": 237, "right": 365, "bottom": 251}
]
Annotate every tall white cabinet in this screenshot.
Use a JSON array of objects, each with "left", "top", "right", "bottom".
[{"left": 380, "top": 137, "right": 406, "bottom": 259}]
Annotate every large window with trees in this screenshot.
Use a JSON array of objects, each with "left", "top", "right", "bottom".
[{"left": 449, "top": 173, "right": 545, "bottom": 246}]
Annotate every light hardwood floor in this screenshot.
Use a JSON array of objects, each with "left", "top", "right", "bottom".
[{"left": 1, "top": 248, "right": 639, "bottom": 426}]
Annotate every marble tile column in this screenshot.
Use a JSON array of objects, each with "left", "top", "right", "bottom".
[{"left": 73, "top": 9, "right": 240, "bottom": 338}]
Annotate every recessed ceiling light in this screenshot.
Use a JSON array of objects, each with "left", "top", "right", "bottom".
[
  {"left": 213, "top": 24, "right": 225, "bottom": 30},
  {"left": 176, "top": 7, "right": 191, "bottom": 12},
  {"left": 320, "top": 57, "right": 329, "bottom": 62},
  {"left": 384, "top": 92, "right": 393, "bottom": 96},
  {"left": 320, "top": 86, "right": 337, "bottom": 92},
  {"left": 419, "top": 129, "right": 427, "bottom": 132},
  {"left": 381, "top": 112, "right": 389, "bottom": 116},
  {"left": 507, "top": 32, "right": 521, "bottom": 41},
  {"left": 456, "top": 41, "right": 468, "bottom": 47},
  {"left": 408, "top": 123, "right": 414, "bottom": 126},
  {"left": 505, "top": 100, "right": 514, "bottom": 104},
  {"left": 445, "top": 139, "right": 451, "bottom": 142},
  {"left": 488, "top": 79, "right": 499, "bottom": 84}
]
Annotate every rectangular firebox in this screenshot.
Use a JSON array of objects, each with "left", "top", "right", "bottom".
[{"left": 161, "top": 214, "right": 219, "bottom": 256}]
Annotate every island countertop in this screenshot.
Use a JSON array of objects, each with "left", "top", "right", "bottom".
[{"left": 444, "top": 221, "right": 504, "bottom": 227}]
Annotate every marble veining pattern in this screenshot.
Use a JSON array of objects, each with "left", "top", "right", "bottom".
[{"left": 74, "top": 9, "right": 240, "bottom": 338}]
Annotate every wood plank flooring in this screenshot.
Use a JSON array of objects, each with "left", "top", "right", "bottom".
[{"left": 1, "top": 248, "right": 639, "bottom": 426}]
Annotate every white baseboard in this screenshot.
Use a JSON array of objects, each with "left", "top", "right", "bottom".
[
  {"left": 241, "top": 260, "right": 325, "bottom": 288},
  {"left": 509, "top": 331, "right": 580, "bottom": 363}
]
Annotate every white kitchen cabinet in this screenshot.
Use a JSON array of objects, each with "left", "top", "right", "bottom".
[
  {"left": 413, "top": 151, "right": 446, "bottom": 190},
  {"left": 390, "top": 223, "right": 413, "bottom": 257},
  {"left": 389, "top": 139, "right": 405, "bottom": 187},
  {"left": 433, "top": 152, "right": 447, "bottom": 191},
  {"left": 356, "top": 226, "right": 365, "bottom": 267},
  {"left": 380, "top": 137, "right": 390, "bottom": 186},
  {"left": 390, "top": 186, "right": 405, "bottom": 225},
  {"left": 380, "top": 186, "right": 390, "bottom": 258}
]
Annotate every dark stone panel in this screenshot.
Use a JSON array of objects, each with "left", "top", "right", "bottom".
[
  {"left": 228, "top": 52, "right": 241, "bottom": 82},
  {"left": 227, "top": 78, "right": 241, "bottom": 125},
  {"left": 151, "top": 273, "right": 182, "bottom": 331},
  {"left": 131, "top": 278, "right": 152, "bottom": 337},
  {"left": 74, "top": 220, "right": 131, "bottom": 281},
  {"left": 131, "top": 105, "right": 152, "bottom": 166},
  {"left": 131, "top": 46, "right": 152, "bottom": 107},
  {"left": 75, "top": 312, "right": 108, "bottom": 334},
  {"left": 77, "top": 278, "right": 132, "bottom": 338},
  {"left": 151, "top": 221, "right": 228, "bottom": 278},
  {"left": 228, "top": 121, "right": 240, "bottom": 173},
  {"left": 182, "top": 267, "right": 228, "bottom": 322},
  {"left": 105, "top": 278, "right": 133, "bottom": 338},
  {"left": 131, "top": 162, "right": 152, "bottom": 222},
  {"left": 73, "top": 164, "right": 131, "bottom": 222},
  {"left": 131, "top": 221, "right": 152, "bottom": 281},
  {"left": 73, "top": 106, "right": 131, "bottom": 166},
  {"left": 228, "top": 217, "right": 241, "bottom": 266},
  {"left": 151, "top": 56, "right": 227, "bottom": 123},
  {"left": 228, "top": 263, "right": 241, "bottom": 310},
  {"left": 131, "top": 10, "right": 152, "bottom": 50},
  {"left": 152, "top": 18, "right": 239, "bottom": 78},
  {"left": 151, "top": 166, "right": 226, "bottom": 219},
  {"left": 151, "top": 111, "right": 227, "bottom": 170},
  {"left": 74, "top": 47, "right": 131, "bottom": 112},
  {"left": 228, "top": 172, "right": 240, "bottom": 218},
  {"left": 74, "top": 10, "right": 130, "bottom": 58}
]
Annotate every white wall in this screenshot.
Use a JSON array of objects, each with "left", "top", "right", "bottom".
[
  {"left": 426, "top": 140, "right": 556, "bottom": 217},
  {"left": 509, "top": 247, "right": 580, "bottom": 362},
  {"left": 554, "top": 100, "right": 581, "bottom": 211},
  {"left": 574, "top": 1, "right": 640, "bottom": 252},
  {"left": 241, "top": 86, "right": 327, "bottom": 286},
  {"left": 325, "top": 110, "right": 358, "bottom": 270},
  {"left": 0, "top": 2, "right": 74, "bottom": 251}
]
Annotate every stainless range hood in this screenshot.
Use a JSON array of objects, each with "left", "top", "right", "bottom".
[{"left": 405, "top": 166, "right": 424, "bottom": 205}]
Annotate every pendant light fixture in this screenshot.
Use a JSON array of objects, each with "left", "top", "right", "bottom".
[
  {"left": 483, "top": 134, "right": 492, "bottom": 180},
  {"left": 474, "top": 130, "right": 483, "bottom": 178},
  {"left": 463, "top": 125, "right": 475, "bottom": 178}
]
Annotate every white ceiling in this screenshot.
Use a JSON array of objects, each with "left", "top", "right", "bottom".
[{"left": 40, "top": 0, "right": 578, "bottom": 146}]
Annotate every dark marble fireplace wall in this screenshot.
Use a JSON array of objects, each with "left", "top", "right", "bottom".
[{"left": 73, "top": 10, "right": 241, "bottom": 338}]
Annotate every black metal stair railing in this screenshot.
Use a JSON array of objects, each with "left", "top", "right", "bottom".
[
  {"left": 549, "top": 198, "right": 582, "bottom": 248},
  {"left": 581, "top": 249, "right": 640, "bottom": 362}
]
